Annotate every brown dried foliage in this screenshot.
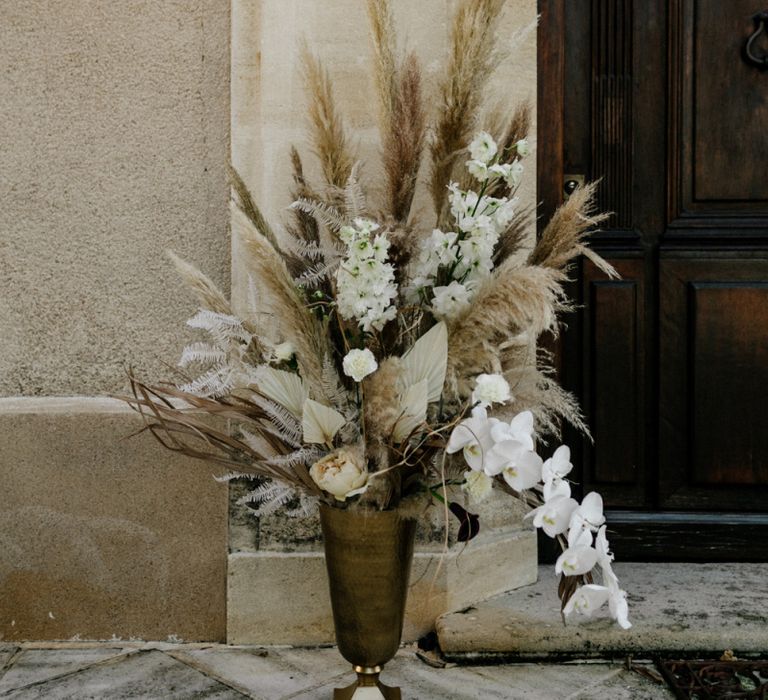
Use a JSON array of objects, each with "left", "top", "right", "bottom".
[
  {"left": 430, "top": 0, "right": 506, "bottom": 224},
  {"left": 301, "top": 44, "right": 355, "bottom": 191}
]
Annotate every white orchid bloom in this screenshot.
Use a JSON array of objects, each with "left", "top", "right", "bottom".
[
  {"left": 527, "top": 495, "right": 578, "bottom": 538},
  {"left": 542, "top": 445, "right": 573, "bottom": 482},
  {"left": 606, "top": 575, "right": 632, "bottom": 629},
  {"left": 543, "top": 476, "right": 571, "bottom": 502},
  {"left": 555, "top": 544, "right": 599, "bottom": 577},
  {"left": 446, "top": 406, "right": 497, "bottom": 472},
  {"left": 563, "top": 584, "right": 610, "bottom": 619},
  {"left": 484, "top": 441, "right": 542, "bottom": 489},
  {"left": 570, "top": 492, "right": 606, "bottom": 533},
  {"left": 595, "top": 525, "right": 614, "bottom": 568},
  {"left": 490, "top": 410, "right": 535, "bottom": 451},
  {"left": 567, "top": 522, "right": 594, "bottom": 548}
]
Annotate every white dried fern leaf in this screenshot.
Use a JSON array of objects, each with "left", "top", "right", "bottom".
[
  {"left": 290, "top": 197, "right": 347, "bottom": 232},
  {"left": 179, "top": 342, "right": 227, "bottom": 368},
  {"left": 187, "top": 309, "right": 251, "bottom": 346}
]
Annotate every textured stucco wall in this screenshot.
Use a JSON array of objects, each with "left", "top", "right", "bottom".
[{"left": 0, "top": 0, "right": 231, "bottom": 396}]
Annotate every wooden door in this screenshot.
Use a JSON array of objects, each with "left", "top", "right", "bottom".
[{"left": 539, "top": 0, "right": 768, "bottom": 560}]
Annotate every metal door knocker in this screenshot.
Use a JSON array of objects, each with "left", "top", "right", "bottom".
[{"left": 745, "top": 11, "right": 768, "bottom": 69}]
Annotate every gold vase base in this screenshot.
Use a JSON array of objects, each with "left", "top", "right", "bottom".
[{"left": 332, "top": 666, "right": 402, "bottom": 699}]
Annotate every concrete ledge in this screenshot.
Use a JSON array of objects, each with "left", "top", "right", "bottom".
[
  {"left": 0, "top": 398, "right": 229, "bottom": 642},
  {"left": 227, "top": 526, "right": 537, "bottom": 645},
  {"left": 436, "top": 563, "right": 768, "bottom": 660}
]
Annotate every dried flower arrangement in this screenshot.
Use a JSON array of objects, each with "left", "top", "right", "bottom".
[{"left": 123, "top": 0, "right": 630, "bottom": 629}]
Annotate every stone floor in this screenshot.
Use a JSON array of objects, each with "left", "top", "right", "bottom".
[
  {"left": 0, "top": 643, "right": 672, "bottom": 699},
  {"left": 438, "top": 563, "right": 768, "bottom": 660}
]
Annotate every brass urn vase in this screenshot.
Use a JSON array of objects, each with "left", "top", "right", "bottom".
[{"left": 319, "top": 503, "right": 417, "bottom": 699}]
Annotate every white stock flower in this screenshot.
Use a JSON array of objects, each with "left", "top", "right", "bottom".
[
  {"left": 462, "top": 470, "right": 493, "bottom": 503},
  {"left": 310, "top": 447, "right": 368, "bottom": 501},
  {"left": 467, "top": 159, "right": 490, "bottom": 182},
  {"left": 555, "top": 544, "right": 599, "bottom": 577},
  {"left": 506, "top": 160, "right": 524, "bottom": 187},
  {"left": 515, "top": 139, "right": 530, "bottom": 157},
  {"left": 336, "top": 218, "right": 397, "bottom": 332},
  {"left": 563, "top": 584, "right": 610, "bottom": 619},
  {"left": 469, "top": 131, "right": 498, "bottom": 164},
  {"left": 472, "top": 373, "right": 511, "bottom": 407},
  {"left": 342, "top": 348, "right": 378, "bottom": 382},
  {"left": 431, "top": 281, "right": 472, "bottom": 320}
]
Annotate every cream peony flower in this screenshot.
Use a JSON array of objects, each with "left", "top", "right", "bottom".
[
  {"left": 309, "top": 447, "right": 368, "bottom": 501},
  {"left": 342, "top": 348, "right": 378, "bottom": 382}
]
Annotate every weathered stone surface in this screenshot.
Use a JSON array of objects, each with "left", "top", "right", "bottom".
[
  {"left": 0, "top": 398, "right": 228, "bottom": 642},
  {"left": 227, "top": 526, "right": 536, "bottom": 645},
  {"left": 437, "top": 563, "right": 768, "bottom": 659},
  {"left": 0, "top": 0, "right": 230, "bottom": 395},
  {"left": 1, "top": 650, "right": 243, "bottom": 700},
  {"left": 0, "top": 648, "right": 129, "bottom": 695}
]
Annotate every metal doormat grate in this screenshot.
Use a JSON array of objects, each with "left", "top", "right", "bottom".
[{"left": 658, "top": 660, "right": 768, "bottom": 699}]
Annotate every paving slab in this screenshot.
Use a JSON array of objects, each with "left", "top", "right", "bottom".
[
  {"left": 0, "top": 650, "right": 245, "bottom": 700},
  {"left": 437, "top": 563, "right": 768, "bottom": 659},
  {"left": 0, "top": 648, "right": 129, "bottom": 695}
]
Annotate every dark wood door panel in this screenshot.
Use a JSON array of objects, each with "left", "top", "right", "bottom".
[
  {"left": 660, "top": 255, "right": 768, "bottom": 510},
  {"left": 580, "top": 255, "right": 647, "bottom": 507},
  {"left": 669, "top": 0, "right": 768, "bottom": 231}
]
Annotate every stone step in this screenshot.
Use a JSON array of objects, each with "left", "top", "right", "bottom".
[{"left": 436, "top": 562, "right": 768, "bottom": 661}]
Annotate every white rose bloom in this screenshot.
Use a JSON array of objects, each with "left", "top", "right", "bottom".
[
  {"left": 469, "top": 131, "right": 498, "bottom": 164},
  {"left": 342, "top": 348, "right": 378, "bottom": 382},
  {"left": 310, "top": 447, "right": 368, "bottom": 501},
  {"left": 472, "top": 373, "right": 511, "bottom": 406},
  {"left": 431, "top": 281, "right": 472, "bottom": 320},
  {"left": 462, "top": 469, "right": 493, "bottom": 503},
  {"left": 515, "top": 139, "right": 530, "bottom": 157}
]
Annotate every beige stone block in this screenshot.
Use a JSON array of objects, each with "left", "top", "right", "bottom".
[
  {"left": 227, "top": 526, "right": 536, "bottom": 645},
  {"left": 0, "top": 398, "right": 229, "bottom": 642},
  {"left": 0, "top": 1, "right": 230, "bottom": 395}
]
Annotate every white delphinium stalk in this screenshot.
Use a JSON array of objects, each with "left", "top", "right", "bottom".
[
  {"left": 336, "top": 218, "right": 397, "bottom": 332},
  {"left": 409, "top": 131, "right": 525, "bottom": 320}
]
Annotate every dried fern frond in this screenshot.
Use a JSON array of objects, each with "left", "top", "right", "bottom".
[
  {"left": 167, "top": 251, "right": 232, "bottom": 316},
  {"left": 301, "top": 43, "right": 355, "bottom": 191},
  {"left": 384, "top": 52, "right": 426, "bottom": 223},
  {"left": 445, "top": 263, "right": 566, "bottom": 398},
  {"left": 430, "top": 0, "right": 506, "bottom": 224},
  {"left": 233, "top": 206, "right": 331, "bottom": 403},
  {"left": 529, "top": 182, "right": 616, "bottom": 277}
]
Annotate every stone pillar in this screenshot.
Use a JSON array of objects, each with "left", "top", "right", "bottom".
[
  {"left": 229, "top": 0, "right": 539, "bottom": 645},
  {"left": 0, "top": 1, "right": 231, "bottom": 642}
]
